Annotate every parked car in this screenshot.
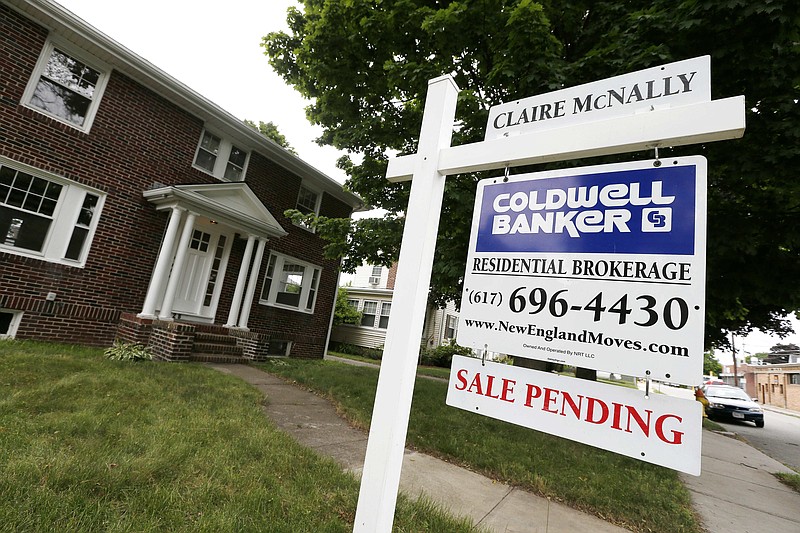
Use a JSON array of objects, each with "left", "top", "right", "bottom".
[{"left": 701, "top": 385, "right": 764, "bottom": 427}]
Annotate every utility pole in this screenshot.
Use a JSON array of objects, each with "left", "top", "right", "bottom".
[{"left": 731, "top": 332, "right": 740, "bottom": 387}]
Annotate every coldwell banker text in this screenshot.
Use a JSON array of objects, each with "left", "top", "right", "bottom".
[
  {"left": 490, "top": 180, "right": 675, "bottom": 237},
  {"left": 474, "top": 163, "right": 697, "bottom": 255}
]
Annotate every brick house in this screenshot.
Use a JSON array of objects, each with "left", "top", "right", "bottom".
[
  {"left": 753, "top": 363, "right": 800, "bottom": 412},
  {"left": 0, "top": 0, "right": 361, "bottom": 361}
]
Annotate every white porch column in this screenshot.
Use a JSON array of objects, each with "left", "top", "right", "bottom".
[
  {"left": 237, "top": 237, "right": 267, "bottom": 330},
  {"left": 138, "top": 206, "right": 184, "bottom": 318},
  {"left": 225, "top": 234, "right": 256, "bottom": 327},
  {"left": 158, "top": 211, "right": 196, "bottom": 320}
]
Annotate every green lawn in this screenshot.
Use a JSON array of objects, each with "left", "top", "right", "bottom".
[
  {"left": 260, "top": 357, "right": 702, "bottom": 533},
  {"left": 327, "top": 351, "right": 451, "bottom": 380},
  {"left": 0, "top": 340, "right": 476, "bottom": 532}
]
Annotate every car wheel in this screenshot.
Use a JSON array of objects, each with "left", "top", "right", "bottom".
[{"left": 755, "top": 420, "right": 764, "bottom": 428}]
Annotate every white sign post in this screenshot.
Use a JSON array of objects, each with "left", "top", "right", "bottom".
[
  {"left": 353, "top": 75, "right": 459, "bottom": 532},
  {"left": 355, "top": 58, "right": 745, "bottom": 532}
]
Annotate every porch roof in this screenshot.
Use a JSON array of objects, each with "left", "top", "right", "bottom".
[{"left": 143, "top": 182, "right": 288, "bottom": 239}]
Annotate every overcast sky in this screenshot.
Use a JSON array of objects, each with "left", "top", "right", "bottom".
[
  {"left": 55, "top": 0, "right": 347, "bottom": 183},
  {"left": 51, "top": 0, "right": 799, "bottom": 363}
]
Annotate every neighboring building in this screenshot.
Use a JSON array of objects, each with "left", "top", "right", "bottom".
[
  {"left": 720, "top": 362, "right": 754, "bottom": 396},
  {"left": 331, "top": 263, "right": 459, "bottom": 351},
  {"left": 753, "top": 363, "right": 800, "bottom": 412},
  {"left": 720, "top": 360, "right": 800, "bottom": 412},
  {"left": 0, "top": 0, "right": 361, "bottom": 361}
]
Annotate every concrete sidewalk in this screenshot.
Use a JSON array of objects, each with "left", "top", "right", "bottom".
[
  {"left": 209, "top": 363, "right": 800, "bottom": 533},
  {"left": 680, "top": 429, "right": 799, "bottom": 533}
]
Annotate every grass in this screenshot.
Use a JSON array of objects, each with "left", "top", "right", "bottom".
[
  {"left": 260, "top": 357, "right": 702, "bottom": 533},
  {"left": 0, "top": 340, "right": 477, "bottom": 532},
  {"left": 327, "top": 351, "right": 451, "bottom": 380},
  {"left": 702, "top": 417, "right": 728, "bottom": 432},
  {"left": 775, "top": 472, "right": 800, "bottom": 492}
]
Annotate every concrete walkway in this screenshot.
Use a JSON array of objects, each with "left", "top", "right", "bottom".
[{"left": 209, "top": 362, "right": 800, "bottom": 533}]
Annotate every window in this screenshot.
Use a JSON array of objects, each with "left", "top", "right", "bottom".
[
  {"left": 267, "top": 340, "right": 292, "bottom": 357},
  {"left": 361, "top": 301, "right": 378, "bottom": 327},
  {"left": 260, "top": 253, "right": 322, "bottom": 313},
  {"left": 0, "top": 159, "right": 104, "bottom": 266},
  {"left": 203, "top": 235, "right": 227, "bottom": 307},
  {"left": 0, "top": 310, "right": 22, "bottom": 338},
  {"left": 24, "top": 42, "right": 108, "bottom": 131},
  {"left": 64, "top": 193, "right": 99, "bottom": 260},
  {"left": 371, "top": 266, "right": 383, "bottom": 277},
  {"left": 193, "top": 129, "right": 249, "bottom": 181},
  {"left": 294, "top": 185, "right": 320, "bottom": 230},
  {"left": 378, "top": 302, "right": 391, "bottom": 329},
  {"left": 790, "top": 374, "right": 800, "bottom": 385},
  {"left": 444, "top": 315, "right": 458, "bottom": 340}
]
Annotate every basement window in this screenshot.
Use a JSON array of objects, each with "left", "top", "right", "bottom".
[{"left": 0, "top": 310, "right": 21, "bottom": 338}]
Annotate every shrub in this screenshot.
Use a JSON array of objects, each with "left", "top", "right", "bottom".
[
  {"left": 329, "top": 341, "right": 383, "bottom": 360},
  {"left": 104, "top": 340, "right": 153, "bottom": 362},
  {"left": 420, "top": 340, "right": 473, "bottom": 368}
]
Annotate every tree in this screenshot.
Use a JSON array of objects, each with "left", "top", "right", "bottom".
[
  {"left": 703, "top": 351, "right": 722, "bottom": 376},
  {"left": 244, "top": 119, "right": 298, "bottom": 154},
  {"left": 763, "top": 342, "right": 800, "bottom": 364},
  {"left": 333, "top": 286, "right": 362, "bottom": 326},
  {"left": 265, "top": 1, "right": 800, "bottom": 349}
]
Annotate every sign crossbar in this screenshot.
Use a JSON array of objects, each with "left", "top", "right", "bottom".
[{"left": 387, "top": 96, "right": 744, "bottom": 182}]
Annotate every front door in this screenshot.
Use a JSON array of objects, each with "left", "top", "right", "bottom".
[{"left": 173, "top": 224, "right": 230, "bottom": 319}]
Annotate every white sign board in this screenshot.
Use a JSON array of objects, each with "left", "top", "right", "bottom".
[
  {"left": 457, "top": 157, "right": 707, "bottom": 386},
  {"left": 447, "top": 355, "right": 702, "bottom": 475},
  {"left": 485, "top": 56, "right": 710, "bottom": 141}
]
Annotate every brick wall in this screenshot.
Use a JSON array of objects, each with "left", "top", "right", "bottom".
[{"left": 0, "top": 5, "right": 354, "bottom": 358}]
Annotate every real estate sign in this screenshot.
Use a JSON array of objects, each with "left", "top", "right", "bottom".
[
  {"left": 456, "top": 157, "right": 707, "bottom": 386},
  {"left": 446, "top": 355, "right": 702, "bottom": 475}
]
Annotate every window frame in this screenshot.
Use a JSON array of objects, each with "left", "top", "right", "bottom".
[
  {"left": 378, "top": 302, "right": 391, "bottom": 329},
  {"left": 0, "top": 309, "right": 22, "bottom": 338},
  {"left": 444, "top": 314, "right": 458, "bottom": 340},
  {"left": 192, "top": 128, "right": 250, "bottom": 181},
  {"left": 0, "top": 157, "right": 105, "bottom": 267},
  {"left": 360, "top": 300, "right": 378, "bottom": 327},
  {"left": 259, "top": 252, "right": 322, "bottom": 314},
  {"left": 22, "top": 39, "right": 110, "bottom": 133},
  {"left": 294, "top": 183, "right": 321, "bottom": 232}
]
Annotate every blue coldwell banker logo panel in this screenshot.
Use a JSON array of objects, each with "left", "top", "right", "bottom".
[{"left": 476, "top": 164, "right": 697, "bottom": 255}]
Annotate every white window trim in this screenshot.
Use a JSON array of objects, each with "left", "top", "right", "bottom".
[
  {"left": 22, "top": 38, "right": 111, "bottom": 133},
  {"left": 192, "top": 128, "right": 250, "bottom": 181},
  {"left": 350, "top": 298, "right": 393, "bottom": 330},
  {"left": 377, "top": 301, "right": 391, "bottom": 329},
  {"left": 259, "top": 252, "right": 322, "bottom": 314},
  {"left": 359, "top": 299, "right": 379, "bottom": 328},
  {"left": 0, "top": 309, "right": 23, "bottom": 338},
  {"left": 294, "top": 183, "right": 322, "bottom": 232},
  {"left": 444, "top": 314, "right": 458, "bottom": 340},
  {"left": 0, "top": 156, "right": 105, "bottom": 267}
]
